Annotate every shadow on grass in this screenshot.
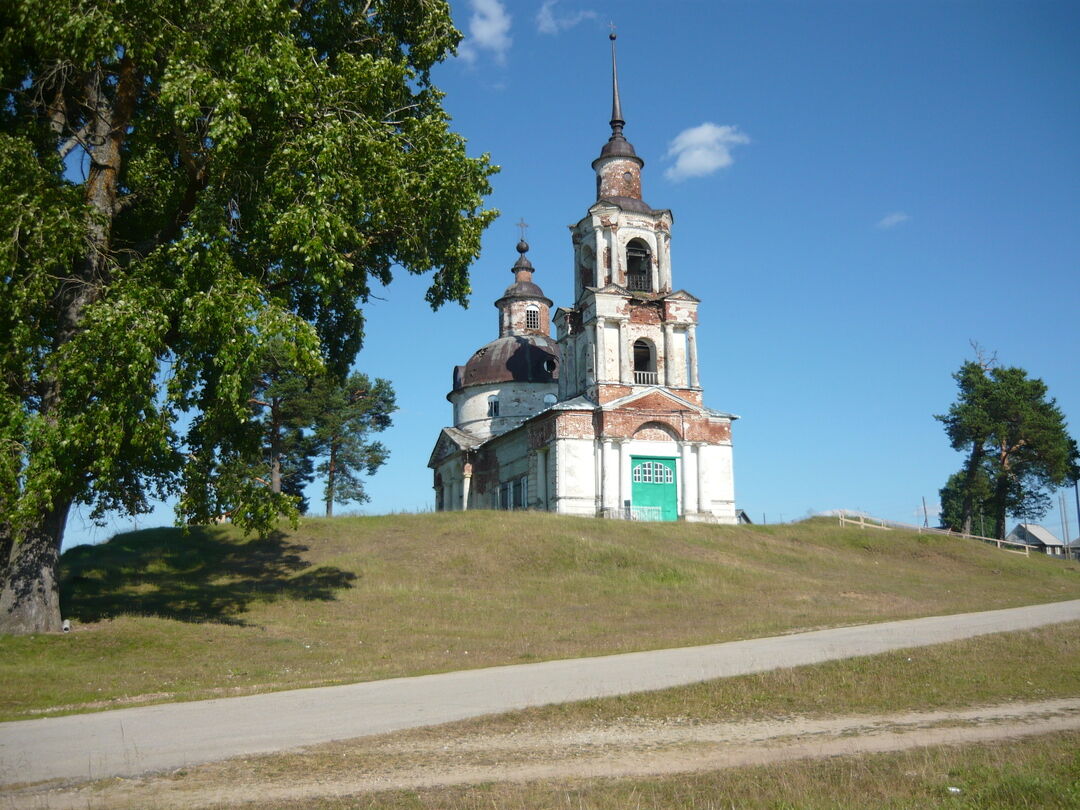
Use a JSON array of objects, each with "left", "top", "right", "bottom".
[{"left": 58, "top": 526, "right": 356, "bottom": 625}]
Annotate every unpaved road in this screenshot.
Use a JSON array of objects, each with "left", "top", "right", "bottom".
[
  {"left": 2, "top": 599, "right": 1079, "bottom": 790},
  {"left": 5, "top": 698, "right": 1080, "bottom": 808}
]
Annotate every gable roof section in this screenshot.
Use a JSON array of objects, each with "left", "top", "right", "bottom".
[
  {"left": 601, "top": 387, "right": 739, "bottom": 420},
  {"left": 602, "top": 387, "right": 699, "bottom": 413},
  {"left": 428, "top": 426, "right": 483, "bottom": 468},
  {"left": 662, "top": 289, "right": 700, "bottom": 303},
  {"left": 1009, "top": 523, "right": 1063, "bottom": 546}
]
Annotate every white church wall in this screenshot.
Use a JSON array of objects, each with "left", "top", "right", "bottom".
[
  {"left": 450, "top": 381, "right": 557, "bottom": 441},
  {"left": 552, "top": 437, "right": 597, "bottom": 516},
  {"left": 694, "top": 442, "right": 737, "bottom": 523}
]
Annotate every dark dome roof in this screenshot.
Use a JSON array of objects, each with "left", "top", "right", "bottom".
[
  {"left": 597, "top": 195, "right": 655, "bottom": 215},
  {"left": 500, "top": 279, "right": 549, "bottom": 300},
  {"left": 598, "top": 136, "right": 639, "bottom": 160},
  {"left": 454, "top": 335, "right": 560, "bottom": 390}
]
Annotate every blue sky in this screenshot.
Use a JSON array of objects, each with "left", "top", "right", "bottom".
[{"left": 64, "top": 0, "right": 1080, "bottom": 546}]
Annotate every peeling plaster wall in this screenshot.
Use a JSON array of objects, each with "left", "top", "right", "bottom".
[
  {"left": 449, "top": 381, "right": 558, "bottom": 441},
  {"left": 551, "top": 436, "right": 598, "bottom": 516},
  {"left": 499, "top": 299, "right": 551, "bottom": 338}
]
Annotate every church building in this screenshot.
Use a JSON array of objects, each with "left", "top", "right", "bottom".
[{"left": 428, "top": 35, "right": 737, "bottom": 523}]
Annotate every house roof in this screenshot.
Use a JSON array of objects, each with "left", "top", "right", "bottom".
[{"left": 1010, "top": 523, "right": 1064, "bottom": 546}]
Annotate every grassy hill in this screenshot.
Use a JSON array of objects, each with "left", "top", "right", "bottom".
[{"left": 1, "top": 511, "right": 1077, "bottom": 720}]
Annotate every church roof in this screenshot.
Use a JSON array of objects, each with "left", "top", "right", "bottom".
[
  {"left": 427, "top": 426, "right": 483, "bottom": 468},
  {"left": 593, "top": 31, "right": 644, "bottom": 169},
  {"left": 453, "top": 334, "right": 560, "bottom": 390},
  {"left": 495, "top": 238, "right": 553, "bottom": 306}
]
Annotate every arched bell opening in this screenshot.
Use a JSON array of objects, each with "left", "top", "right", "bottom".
[
  {"left": 633, "top": 338, "right": 657, "bottom": 385},
  {"left": 625, "top": 238, "right": 652, "bottom": 291}
]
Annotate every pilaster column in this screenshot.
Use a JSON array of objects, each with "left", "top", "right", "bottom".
[
  {"left": 595, "top": 316, "right": 607, "bottom": 382},
  {"left": 661, "top": 231, "right": 672, "bottom": 290},
  {"left": 462, "top": 464, "right": 472, "bottom": 511},
  {"left": 695, "top": 442, "right": 707, "bottom": 515},
  {"left": 687, "top": 324, "right": 699, "bottom": 388},
  {"left": 618, "top": 319, "right": 631, "bottom": 383},
  {"left": 601, "top": 438, "right": 618, "bottom": 512},
  {"left": 663, "top": 322, "right": 675, "bottom": 387},
  {"left": 680, "top": 441, "right": 695, "bottom": 517},
  {"left": 536, "top": 448, "right": 548, "bottom": 510},
  {"left": 619, "top": 439, "right": 632, "bottom": 517}
]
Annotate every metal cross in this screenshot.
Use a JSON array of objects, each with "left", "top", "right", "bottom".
[{"left": 516, "top": 217, "right": 529, "bottom": 241}]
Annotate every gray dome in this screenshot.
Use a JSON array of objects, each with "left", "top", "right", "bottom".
[{"left": 453, "top": 335, "right": 560, "bottom": 389}]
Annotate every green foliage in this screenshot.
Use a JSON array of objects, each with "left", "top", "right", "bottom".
[
  {"left": 937, "top": 358, "right": 1078, "bottom": 538},
  {"left": 1, "top": 0, "right": 496, "bottom": 628},
  {"left": 312, "top": 372, "right": 396, "bottom": 515}
]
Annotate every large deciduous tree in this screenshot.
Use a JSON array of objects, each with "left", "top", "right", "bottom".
[
  {"left": 936, "top": 359, "right": 1078, "bottom": 539},
  {"left": 0, "top": 0, "right": 496, "bottom": 633}
]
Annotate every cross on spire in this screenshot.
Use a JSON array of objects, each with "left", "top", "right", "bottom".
[{"left": 516, "top": 217, "right": 529, "bottom": 241}]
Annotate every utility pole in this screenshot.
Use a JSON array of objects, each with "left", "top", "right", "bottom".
[
  {"left": 922, "top": 496, "right": 929, "bottom": 528},
  {"left": 1061, "top": 492, "right": 1071, "bottom": 546}
]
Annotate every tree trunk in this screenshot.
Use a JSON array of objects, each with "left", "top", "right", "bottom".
[
  {"left": 959, "top": 441, "right": 984, "bottom": 535},
  {"left": 991, "top": 467, "right": 1011, "bottom": 541},
  {"left": 325, "top": 443, "right": 336, "bottom": 518},
  {"left": 0, "top": 500, "right": 71, "bottom": 634},
  {"left": 270, "top": 396, "right": 282, "bottom": 494}
]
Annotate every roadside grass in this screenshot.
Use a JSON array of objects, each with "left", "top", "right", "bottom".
[
  {"left": 1, "top": 512, "right": 1077, "bottom": 719},
  {"left": 48, "top": 623, "right": 1080, "bottom": 809},
  {"left": 232, "top": 732, "right": 1080, "bottom": 810}
]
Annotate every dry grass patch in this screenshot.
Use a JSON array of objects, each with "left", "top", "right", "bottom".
[
  {"left": 233, "top": 732, "right": 1080, "bottom": 810},
  {"left": 1, "top": 512, "right": 1077, "bottom": 719}
]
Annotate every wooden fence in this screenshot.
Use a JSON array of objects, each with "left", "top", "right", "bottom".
[{"left": 837, "top": 512, "right": 1030, "bottom": 556}]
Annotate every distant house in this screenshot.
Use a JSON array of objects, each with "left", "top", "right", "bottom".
[{"left": 1006, "top": 524, "right": 1066, "bottom": 557}]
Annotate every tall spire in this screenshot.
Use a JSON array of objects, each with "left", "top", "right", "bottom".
[
  {"left": 609, "top": 29, "right": 625, "bottom": 142},
  {"left": 595, "top": 29, "right": 641, "bottom": 165}
]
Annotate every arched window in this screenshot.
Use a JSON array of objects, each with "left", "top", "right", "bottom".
[
  {"left": 625, "top": 238, "right": 652, "bottom": 291},
  {"left": 487, "top": 395, "right": 499, "bottom": 417},
  {"left": 633, "top": 339, "right": 657, "bottom": 385},
  {"left": 526, "top": 304, "right": 540, "bottom": 330},
  {"left": 579, "top": 245, "right": 596, "bottom": 290}
]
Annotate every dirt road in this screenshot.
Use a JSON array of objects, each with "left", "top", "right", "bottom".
[
  {"left": 5, "top": 698, "right": 1079, "bottom": 808},
  {"left": 3, "top": 599, "right": 1079, "bottom": 791}
]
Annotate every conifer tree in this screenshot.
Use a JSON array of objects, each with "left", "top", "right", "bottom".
[{"left": 937, "top": 359, "right": 1078, "bottom": 539}]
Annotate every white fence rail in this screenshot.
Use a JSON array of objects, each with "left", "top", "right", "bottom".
[{"left": 837, "top": 512, "right": 1030, "bottom": 556}]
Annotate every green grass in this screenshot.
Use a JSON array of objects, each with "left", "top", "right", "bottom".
[{"left": 0, "top": 512, "right": 1077, "bottom": 720}]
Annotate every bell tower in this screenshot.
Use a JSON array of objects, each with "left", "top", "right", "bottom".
[{"left": 555, "top": 32, "right": 701, "bottom": 407}]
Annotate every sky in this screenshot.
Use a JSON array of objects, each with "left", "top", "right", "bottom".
[{"left": 64, "top": 0, "right": 1080, "bottom": 547}]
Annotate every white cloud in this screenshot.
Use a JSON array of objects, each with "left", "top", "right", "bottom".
[
  {"left": 458, "top": 0, "right": 512, "bottom": 65},
  {"left": 663, "top": 123, "right": 749, "bottom": 182},
  {"left": 536, "top": 1, "right": 597, "bottom": 35},
  {"left": 876, "top": 212, "right": 910, "bottom": 229}
]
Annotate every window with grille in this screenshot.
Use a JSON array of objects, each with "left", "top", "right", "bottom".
[
  {"left": 526, "top": 306, "right": 539, "bottom": 330},
  {"left": 632, "top": 461, "right": 674, "bottom": 484},
  {"left": 487, "top": 396, "right": 499, "bottom": 417}
]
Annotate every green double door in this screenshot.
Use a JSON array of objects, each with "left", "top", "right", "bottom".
[{"left": 630, "top": 456, "right": 678, "bottom": 522}]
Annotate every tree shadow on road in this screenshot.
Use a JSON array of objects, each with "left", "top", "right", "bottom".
[{"left": 59, "top": 526, "right": 356, "bottom": 625}]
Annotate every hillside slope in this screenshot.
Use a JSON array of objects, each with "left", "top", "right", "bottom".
[{"left": 1, "top": 512, "right": 1076, "bottom": 720}]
